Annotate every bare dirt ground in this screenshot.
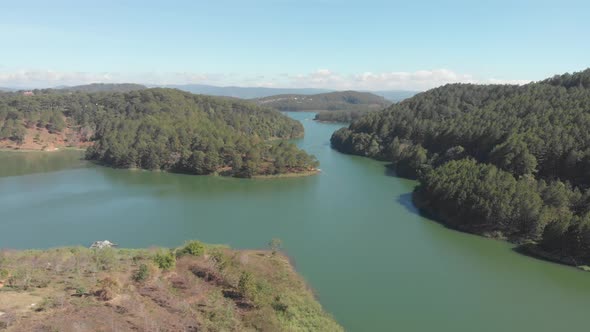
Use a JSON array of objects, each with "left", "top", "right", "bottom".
[
  {"left": 0, "top": 126, "right": 91, "bottom": 152},
  {"left": 0, "top": 246, "right": 342, "bottom": 332}
]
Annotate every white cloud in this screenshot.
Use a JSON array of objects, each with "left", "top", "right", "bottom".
[
  {"left": 0, "top": 68, "right": 531, "bottom": 91},
  {"left": 0, "top": 69, "right": 226, "bottom": 88},
  {"left": 0, "top": 70, "right": 113, "bottom": 88},
  {"left": 285, "top": 69, "right": 531, "bottom": 91}
]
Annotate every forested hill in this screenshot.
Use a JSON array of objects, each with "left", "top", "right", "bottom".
[
  {"left": 331, "top": 68, "right": 590, "bottom": 266},
  {"left": 0, "top": 88, "right": 318, "bottom": 177},
  {"left": 254, "top": 91, "right": 392, "bottom": 112}
]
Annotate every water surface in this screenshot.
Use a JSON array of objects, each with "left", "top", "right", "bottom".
[{"left": 1, "top": 112, "right": 590, "bottom": 331}]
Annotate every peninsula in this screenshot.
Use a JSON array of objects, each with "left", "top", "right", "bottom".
[
  {"left": 0, "top": 241, "right": 342, "bottom": 331},
  {"left": 0, "top": 87, "right": 319, "bottom": 178}
]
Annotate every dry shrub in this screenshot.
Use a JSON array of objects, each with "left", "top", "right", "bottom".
[
  {"left": 94, "top": 276, "right": 120, "bottom": 301},
  {"left": 6, "top": 267, "right": 49, "bottom": 290},
  {"left": 242, "top": 306, "right": 281, "bottom": 332},
  {"left": 190, "top": 264, "right": 225, "bottom": 286},
  {"left": 0, "top": 311, "right": 16, "bottom": 330},
  {"left": 170, "top": 274, "right": 190, "bottom": 290}
]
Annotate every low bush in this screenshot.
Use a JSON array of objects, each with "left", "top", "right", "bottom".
[
  {"left": 132, "top": 264, "right": 150, "bottom": 282},
  {"left": 177, "top": 241, "right": 205, "bottom": 257},
  {"left": 0, "top": 268, "right": 9, "bottom": 280},
  {"left": 153, "top": 251, "right": 175, "bottom": 270}
]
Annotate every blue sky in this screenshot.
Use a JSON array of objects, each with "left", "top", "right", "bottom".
[{"left": 1, "top": 0, "right": 588, "bottom": 90}]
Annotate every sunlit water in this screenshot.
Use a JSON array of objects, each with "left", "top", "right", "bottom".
[{"left": 1, "top": 112, "right": 590, "bottom": 331}]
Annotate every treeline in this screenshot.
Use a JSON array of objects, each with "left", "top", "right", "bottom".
[
  {"left": 331, "top": 68, "right": 590, "bottom": 265},
  {"left": 255, "top": 91, "right": 391, "bottom": 112},
  {"left": 0, "top": 88, "right": 318, "bottom": 177}
]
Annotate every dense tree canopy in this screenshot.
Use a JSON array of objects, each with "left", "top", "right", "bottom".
[
  {"left": 331, "top": 68, "right": 590, "bottom": 264},
  {"left": 0, "top": 88, "right": 318, "bottom": 177}
]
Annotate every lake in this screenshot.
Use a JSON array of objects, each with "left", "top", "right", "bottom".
[{"left": 1, "top": 112, "right": 590, "bottom": 331}]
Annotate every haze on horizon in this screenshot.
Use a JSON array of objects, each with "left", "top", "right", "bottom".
[{"left": 1, "top": 0, "right": 588, "bottom": 91}]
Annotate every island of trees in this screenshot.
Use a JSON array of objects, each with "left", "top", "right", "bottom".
[
  {"left": 0, "top": 241, "right": 342, "bottom": 331},
  {"left": 331, "top": 68, "right": 590, "bottom": 267},
  {"left": 255, "top": 91, "right": 391, "bottom": 123},
  {"left": 0, "top": 88, "right": 319, "bottom": 178}
]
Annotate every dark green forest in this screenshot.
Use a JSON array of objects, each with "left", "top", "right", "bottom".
[
  {"left": 331, "top": 68, "right": 590, "bottom": 265},
  {"left": 0, "top": 88, "right": 318, "bottom": 177}
]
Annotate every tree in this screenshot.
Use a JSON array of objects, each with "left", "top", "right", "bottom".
[
  {"left": 268, "top": 238, "right": 282, "bottom": 255},
  {"left": 177, "top": 240, "right": 205, "bottom": 257},
  {"left": 238, "top": 271, "right": 255, "bottom": 299},
  {"left": 153, "top": 251, "right": 175, "bottom": 270}
]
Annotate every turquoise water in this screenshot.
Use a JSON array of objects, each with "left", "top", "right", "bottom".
[{"left": 1, "top": 112, "right": 590, "bottom": 331}]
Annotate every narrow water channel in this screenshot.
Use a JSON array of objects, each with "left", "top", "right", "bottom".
[{"left": 1, "top": 112, "right": 589, "bottom": 331}]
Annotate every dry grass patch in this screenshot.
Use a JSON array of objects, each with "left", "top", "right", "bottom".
[{"left": 0, "top": 243, "right": 342, "bottom": 331}]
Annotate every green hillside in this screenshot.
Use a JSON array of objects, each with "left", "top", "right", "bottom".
[
  {"left": 331, "top": 68, "right": 590, "bottom": 266},
  {"left": 0, "top": 88, "right": 318, "bottom": 177}
]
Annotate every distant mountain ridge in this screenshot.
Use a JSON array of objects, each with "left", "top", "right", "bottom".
[
  {"left": 157, "top": 84, "right": 331, "bottom": 99},
  {"left": 371, "top": 90, "right": 418, "bottom": 102},
  {"left": 58, "top": 83, "right": 147, "bottom": 93},
  {"left": 2, "top": 82, "right": 418, "bottom": 101},
  {"left": 156, "top": 84, "right": 417, "bottom": 101},
  {"left": 253, "top": 91, "right": 392, "bottom": 112}
]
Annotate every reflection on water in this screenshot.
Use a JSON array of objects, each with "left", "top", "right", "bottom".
[
  {"left": 0, "top": 150, "right": 87, "bottom": 178},
  {"left": 99, "top": 167, "right": 319, "bottom": 198}
]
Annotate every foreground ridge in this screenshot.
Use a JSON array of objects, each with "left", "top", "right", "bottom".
[{"left": 0, "top": 241, "right": 342, "bottom": 331}]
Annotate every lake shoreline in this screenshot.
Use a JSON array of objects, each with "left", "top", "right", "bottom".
[
  {"left": 411, "top": 190, "right": 590, "bottom": 272},
  {"left": 331, "top": 131, "right": 590, "bottom": 274},
  {"left": 515, "top": 243, "right": 590, "bottom": 272},
  {"left": 88, "top": 159, "right": 321, "bottom": 179},
  {"left": 251, "top": 168, "right": 320, "bottom": 179},
  {"left": 0, "top": 149, "right": 319, "bottom": 180},
  {"left": 0, "top": 146, "right": 86, "bottom": 153},
  {"left": 313, "top": 119, "right": 350, "bottom": 124}
]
